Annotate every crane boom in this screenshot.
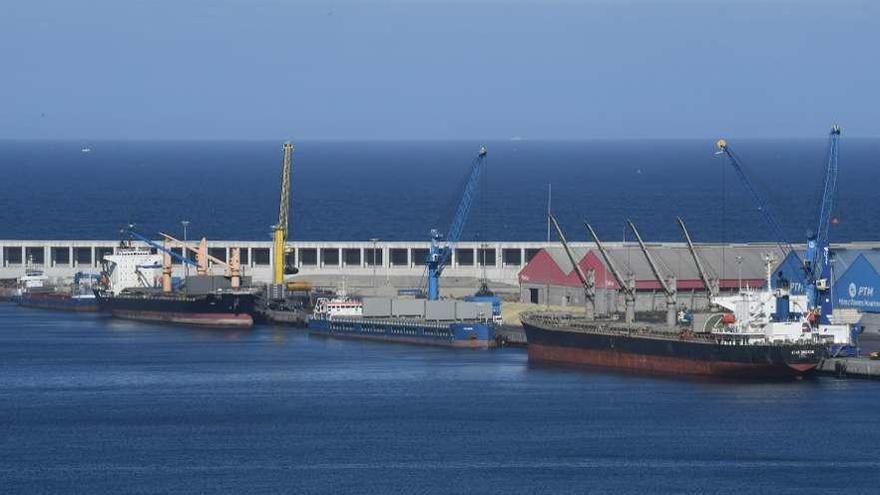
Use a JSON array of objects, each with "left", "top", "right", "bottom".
[
  {"left": 585, "top": 222, "right": 635, "bottom": 323},
  {"left": 426, "top": 146, "right": 487, "bottom": 300},
  {"left": 676, "top": 217, "right": 719, "bottom": 299},
  {"left": 715, "top": 139, "right": 800, "bottom": 265},
  {"left": 627, "top": 220, "right": 674, "bottom": 297},
  {"left": 126, "top": 229, "right": 197, "bottom": 267},
  {"left": 807, "top": 125, "right": 841, "bottom": 322},
  {"left": 273, "top": 142, "right": 294, "bottom": 285},
  {"left": 549, "top": 214, "right": 595, "bottom": 319},
  {"left": 627, "top": 220, "right": 677, "bottom": 326}
]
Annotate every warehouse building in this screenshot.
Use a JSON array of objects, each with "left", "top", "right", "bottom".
[{"left": 518, "top": 244, "right": 780, "bottom": 313}]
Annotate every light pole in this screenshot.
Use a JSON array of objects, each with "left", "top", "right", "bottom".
[
  {"left": 370, "top": 238, "right": 379, "bottom": 288},
  {"left": 736, "top": 256, "right": 743, "bottom": 290},
  {"left": 181, "top": 220, "right": 190, "bottom": 280}
]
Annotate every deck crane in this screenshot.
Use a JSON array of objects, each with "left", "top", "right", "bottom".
[
  {"left": 548, "top": 213, "right": 596, "bottom": 319},
  {"left": 585, "top": 222, "right": 636, "bottom": 323},
  {"left": 627, "top": 220, "right": 677, "bottom": 326},
  {"left": 716, "top": 126, "right": 841, "bottom": 324},
  {"left": 426, "top": 145, "right": 487, "bottom": 301},
  {"left": 124, "top": 228, "right": 243, "bottom": 290},
  {"left": 273, "top": 142, "right": 295, "bottom": 285},
  {"left": 676, "top": 217, "right": 719, "bottom": 300}
]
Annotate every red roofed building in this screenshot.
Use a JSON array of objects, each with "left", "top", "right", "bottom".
[{"left": 518, "top": 244, "right": 773, "bottom": 314}]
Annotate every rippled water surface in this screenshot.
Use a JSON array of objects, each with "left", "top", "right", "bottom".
[{"left": 2, "top": 305, "right": 879, "bottom": 494}]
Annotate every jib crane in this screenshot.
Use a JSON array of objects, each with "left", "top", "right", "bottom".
[
  {"left": 585, "top": 222, "right": 636, "bottom": 323},
  {"left": 124, "top": 228, "right": 242, "bottom": 290},
  {"left": 676, "top": 217, "right": 719, "bottom": 300},
  {"left": 806, "top": 125, "right": 841, "bottom": 323},
  {"left": 273, "top": 142, "right": 295, "bottom": 285},
  {"left": 549, "top": 213, "right": 596, "bottom": 319},
  {"left": 716, "top": 125, "right": 841, "bottom": 324},
  {"left": 426, "top": 146, "right": 487, "bottom": 301},
  {"left": 627, "top": 220, "right": 677, "bottom": 326}
]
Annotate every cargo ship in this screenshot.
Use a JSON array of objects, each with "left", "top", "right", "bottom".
[
  {"left": 96, "top": 288, "right": 256, "bottom": 327},
  {"left": 522, "top": 312, "right": 825, "bottom": 378},
  {"left": 14, "top": 267, "right": 100, "bottom": 312},
  {"left": 308, "top": 296, "right": 496, "bottom": 348},
  {"left": 94, "top": 238, "right": 257, "bottom": 328}
]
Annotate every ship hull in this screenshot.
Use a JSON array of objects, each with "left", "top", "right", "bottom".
[
  {"left": 523, "top": 319, "right": 823, "bottom": 378},
  {"left": 17, "top": 293, "right": 100, "bottom": 313},
  {"left": 309, "top": 317, "right": 496, "bottom": 349},
  {"left": 97, "top": 292, "right": 255, "bottom": 328}
]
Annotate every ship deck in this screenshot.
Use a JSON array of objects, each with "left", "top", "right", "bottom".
[{"left": 521, "top": 312, "right": 808, "bottom": 347}]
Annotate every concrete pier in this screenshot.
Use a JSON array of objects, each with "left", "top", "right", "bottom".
[{"left": 818, "top": 357, "right": 880, "bottom": 379}]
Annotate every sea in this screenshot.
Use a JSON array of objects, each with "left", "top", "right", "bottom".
[
  {"left": 1, "top": 306, "right": 879, "bottom": 494},
  {"left": 2, "top": 139, "right": 880, "bottom": 494},
  {"left": 1, "top": 138, "right": 879, "bottom": 243}
]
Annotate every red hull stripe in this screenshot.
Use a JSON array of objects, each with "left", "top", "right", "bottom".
[
  {"left": 529, "top": 344, "right": 816, "bottom": 378},
  {"left": 112, "top": 310, "right": 253, "bottom": 328}
]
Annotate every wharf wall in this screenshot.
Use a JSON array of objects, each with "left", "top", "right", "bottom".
[
  {"left": 5, "top": 239, "right": 880, "bottom": 297},
  {"left": 0, "top": 239, "right": 554, "bottom": 289}
]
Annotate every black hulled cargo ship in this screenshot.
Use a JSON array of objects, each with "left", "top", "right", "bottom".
[
  {"left": 95, "top": 237, "right": 257, "bottom": 328},
  {"left": 96, "top": 287, "right": 256, "bottom": 327},
  {"left": 522, "top": 312, "right": 824, "bottom": 378}
]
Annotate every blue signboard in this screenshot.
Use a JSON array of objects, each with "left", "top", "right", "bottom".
[
  {"left": 772, "top": 251, "right": 808, "bottom": 295},
  {"left": 833, "top": 253, "right": 880, "bottom": 312}
]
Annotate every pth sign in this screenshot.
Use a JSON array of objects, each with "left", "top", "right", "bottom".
[{"left": 848, "top": 282, "right": 874, "bottom": 299}]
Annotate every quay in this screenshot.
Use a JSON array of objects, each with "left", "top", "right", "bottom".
[{"left": 818, "top": 357, "right": 880, "bottom": 379}]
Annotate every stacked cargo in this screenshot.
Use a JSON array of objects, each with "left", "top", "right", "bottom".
[{"left": 309, "top": 297, "right": 496, "bottom": 349}]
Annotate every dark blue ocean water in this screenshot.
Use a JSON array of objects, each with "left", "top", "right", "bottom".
[
  {"left": 2, "top": 304, "right": 879, "bottom": 494},
  {"left": 1, "top": 139, "right": 879, "bottom": 243}
]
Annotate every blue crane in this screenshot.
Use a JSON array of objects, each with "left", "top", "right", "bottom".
[
  {"left": 715, "top": 139, "right": 801, "bottom": 263},
  {"left": 716, "top": 126, "right": 842, "bottom": 324},
  {"left": 426, "top": 146, "right": 487, "bottom": 301},
  {"left": 125, "top": 227, "right": 198, "bottom": 267},
  {"left": 806, "top": 125, "right": 841, "bottom": 322}
]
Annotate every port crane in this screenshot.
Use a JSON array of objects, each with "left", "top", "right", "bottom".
[
  {"left": 676, "top": 217, "right": 719, "bottom": 300},
  {"left": 425, "top": 146, "right": 487, "bottom": 301},
  {"left": 806, "top": 125, "right": 841, "bottom": 323},
  {"left": 585, "top": 222, "right": 636, "bottom": 323},
  {"left": 627, "top": 220, "right": 677, "bottom": 326},
  {"left": 273, "top": 141, "right": 295, "bottom": 285},
  {"left": 549, "top": 213, "right": 596, "bottom": 319},
  {"left": 716, "top": 126, "right": 841, "bottom": 324}
]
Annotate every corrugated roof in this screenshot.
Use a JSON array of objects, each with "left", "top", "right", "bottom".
[{"left": 531, "top": 244, "right": 783, "bottom": 288}]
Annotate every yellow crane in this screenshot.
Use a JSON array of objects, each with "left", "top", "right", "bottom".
[{"left": 273, "top": 141, "right": 293, "bottom": 285}]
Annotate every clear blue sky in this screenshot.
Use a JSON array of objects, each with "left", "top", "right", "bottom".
[{"left": 2, "top": 0, "right": 877, "bottom": 140}]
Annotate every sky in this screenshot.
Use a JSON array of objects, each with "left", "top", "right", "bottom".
[{"left": 1, "top": 0, "right": 878, "bottom": 140}]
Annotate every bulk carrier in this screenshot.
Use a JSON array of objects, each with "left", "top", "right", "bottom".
[
  {"left": 522, "top": 313, "right": 824, "bottom": 378},
  {"left": 525, "top": 215, "right": 847, "bottom": 378},
  {"left": 94, "top": 233, "right": 257, "bottom": 328}
]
